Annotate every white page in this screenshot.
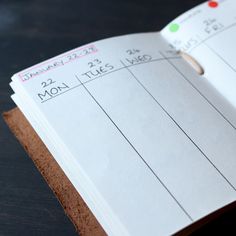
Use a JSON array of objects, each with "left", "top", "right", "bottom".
[
  {"left": 11, "top": 32, "right": 236, "bottom": 235},
  {"left": 161, "top": 0, "right": 236, "bottom": 109}
]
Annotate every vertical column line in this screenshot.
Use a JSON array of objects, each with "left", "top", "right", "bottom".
[
  {"left": 75, "top": 74, "right": 193, "bottom": 222},
  {"left": 120, "top": 59, "right": 236, "bottom": 192}
]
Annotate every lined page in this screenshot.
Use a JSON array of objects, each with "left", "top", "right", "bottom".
[
  {"left": 161, "top": 0, "right": 236, "bottom": 109},
  {"left": 11, "top": 33, "right": 236, "bottom": 235}
]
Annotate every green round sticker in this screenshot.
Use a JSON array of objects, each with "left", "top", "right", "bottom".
[{"left": 169, "top": 23, "right": 180, "bottom": 33}]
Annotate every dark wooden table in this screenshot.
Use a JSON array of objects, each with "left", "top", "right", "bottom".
[{"left": 1, "top": 0, "right": 236, "bottom": 235}]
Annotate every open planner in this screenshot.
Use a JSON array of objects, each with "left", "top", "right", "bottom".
[{"left": 9, "top": 0, "right": 236, "bottom": 235}]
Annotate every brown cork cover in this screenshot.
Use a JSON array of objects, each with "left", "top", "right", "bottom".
[{"left": 3, "top": 107, "right": 106, "bottom": 236}]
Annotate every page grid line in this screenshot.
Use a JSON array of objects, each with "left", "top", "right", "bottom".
[
  {"left": 75, "top": 74, "right": 194, "bottom": 222},
  {"left": 41, "top": 56, "right": 180, "bottom": 104},
  {"left": 189, "top": 22, "right": 236, "bottom": 53},
  {"left": 158, "top": 53, "right": 236, "bottom": 192}
]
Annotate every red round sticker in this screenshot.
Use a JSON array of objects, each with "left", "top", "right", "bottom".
[{"left": 208, "top": 1, "right": 219, "bottom": 8}]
